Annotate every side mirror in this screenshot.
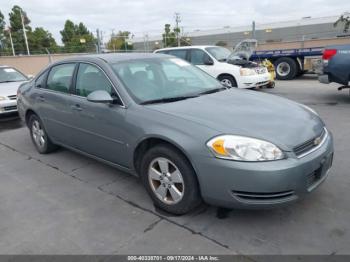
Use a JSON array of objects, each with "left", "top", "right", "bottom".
[
  {"left": 203, "top": 56, "right": 214, "bottom": 66},
  {"left": 87, "top": 90, "right": 113, "bottom": 103}
]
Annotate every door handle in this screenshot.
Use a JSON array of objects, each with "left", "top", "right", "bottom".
[
  {"left": 71, "top": 104, "right": 83, "bottom": 112},
  {"left": 38, "top": 95, "right": 45, "bottom": 102}
]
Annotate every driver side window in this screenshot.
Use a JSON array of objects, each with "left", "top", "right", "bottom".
[
  {"left": 76, "top": 63, "right": 113, "bottom": 97},
  {"left": 190, "top": 49, "right": 210, "bottom": 65}
]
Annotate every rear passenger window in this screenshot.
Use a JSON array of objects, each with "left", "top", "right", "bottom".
[
  {"left": 46, "top": 64, "right": 75, "bottom": 93},
  {"left": 168, "top": 50, "right": 188, "bottom": 61}
]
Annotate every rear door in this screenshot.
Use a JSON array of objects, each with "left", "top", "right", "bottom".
[
  {"left": 67, "top": 62, "right": 129, "bottom": 167},
  {"left": 35, "top": 63, "right": 78, "bottom": 146}
]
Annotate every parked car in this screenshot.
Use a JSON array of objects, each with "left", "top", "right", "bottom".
[
  {"left": 0, "top": 65, "right": 29, "bottom": 116},
  {"left": 154, "top": 45, "right": 271, "bottom": 89},
  {"left": 18, "top": 53, "right": 334, "bottom": 215},
  {"left": 319, "top": 44, "right": 350, "bottom": 89}
]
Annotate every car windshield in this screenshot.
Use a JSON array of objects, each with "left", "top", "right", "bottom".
[
  {"left": 111, "top": 57, "right": 224, "bottom": 104},
  {"left": 0, "top": 67, "right": 27, "bottom": 83},
  {"left": 205, "top": 47, "right": 232, "bottom": 61}
]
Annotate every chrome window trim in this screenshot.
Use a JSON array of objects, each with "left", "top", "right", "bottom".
[
  {"left": 35, "top": 61, "right": 126, "bottom": 108},
  {"left": 296, "top": 127, "right": 328, "bottom": 159}
]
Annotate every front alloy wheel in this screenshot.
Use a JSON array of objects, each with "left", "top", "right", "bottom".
[
  {"left": 220, "top": 78, "right": 233, "bottom": 87},
  {"left": 140, "top": 145, "right": 201, "bottom": 215},
  {"left": 148, "top": 157, "right": 185, "bottom": 205}
]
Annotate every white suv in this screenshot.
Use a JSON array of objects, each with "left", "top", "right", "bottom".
[{"left": 154, "top": 46, "right": 270, "bottom": 89}]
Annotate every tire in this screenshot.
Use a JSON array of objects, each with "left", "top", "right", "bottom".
[
  {"left": 274, "top": 57, "right": 298, "bottom": 80},
  {"left": 29, "top": 114, "right": 57, "bottom": 154},
  {"left": 140, "top": 144, "right": 201, "bottom": 215},
  {"left": 218, "top": 75, "right": 237, "bottom": 88},
  {"left": 267, "top": 82, "right": 275, "bottom": 88}
]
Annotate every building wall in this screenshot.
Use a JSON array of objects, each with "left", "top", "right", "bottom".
[
  {"left": 191, "top": 22, "right": 345, "bottom": 48},
  {"left": 0, "top": 53, "right": 86, "bottom": 75},
  {"left": 132, "top": 19, "right": 347, "bottom": 51}
]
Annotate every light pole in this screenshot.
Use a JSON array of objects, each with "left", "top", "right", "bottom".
[
  {"left": 175, "top": 13, "right": 181, "bottom": 47},
  {"left": 5, "top": 28, "right": 15, "bottom": 56},
  {"left": 19, "top": 8, "right": 30, "bottom": 55}
]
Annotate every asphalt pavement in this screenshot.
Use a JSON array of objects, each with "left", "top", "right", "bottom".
[{"left": 0, "top": 75, "right": 349, "bottom": 255}]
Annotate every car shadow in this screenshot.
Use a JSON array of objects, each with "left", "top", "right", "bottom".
[{"left": 0, "top": 115, "right": 24, "bottom": 132}]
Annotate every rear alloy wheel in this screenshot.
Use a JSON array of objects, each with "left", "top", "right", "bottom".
[
  {"left": 29, "top": 114, "right": 57, "bottom": 154},
  {"left": 140, "top": 145, "right": 201, "bottom": 215}
]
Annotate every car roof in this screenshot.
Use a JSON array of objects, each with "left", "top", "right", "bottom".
[
  {"left": 155, "top": 45, "right": 217, "bottom": 52},
  {"left": 58, "top": 53, "right": 170, "bottom": 64}
]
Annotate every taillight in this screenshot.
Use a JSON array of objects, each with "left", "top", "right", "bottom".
[{"left": 322, "top": 49, "right": 337, "bottom": 60}]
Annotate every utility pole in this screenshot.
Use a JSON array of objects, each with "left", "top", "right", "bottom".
[
  {"left": 19, "top": 9, "right": 30, "bottom": 55},
  {"left": 252, "top": 21, "right": 256, "bottom": 39},
  {"left": 7, "top": 28, "right": 15, "bottom": 56},
  {"left": 174, "top": 12, "right": 181, "bottom": 47},
  {"left": 96, "top": 29, "right": 101, "bottom": 53},
  {"left": 144, "top": 34, "right": 149, "bottom": 52}
]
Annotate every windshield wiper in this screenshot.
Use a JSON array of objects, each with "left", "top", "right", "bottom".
[
  {"left": 218, "top": 58, "right": 227, "bottom": 62},
  {"left": 198, "top": 87, "right": 227, "bottom": 96},
  {"left": 140, "top": 95, "right": 198, "bottom": 105}
]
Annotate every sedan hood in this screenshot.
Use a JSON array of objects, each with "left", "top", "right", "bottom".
[
  {"left": 0, "top": 81, "right": 26, "bottom": 97},
  {"left": 148, "top": 90, "right": 324, "bottom": 151}
]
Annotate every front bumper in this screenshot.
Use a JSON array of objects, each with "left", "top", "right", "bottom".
[
  {"left": 195, "top": 131, "right": 334, "bottom": 209},
  {"left": 237, "top": 73, "right": 271, "bottom": 89},
  {"left": 0, "top": 100, "right": 18, "bottom": 115},
  {"left": 318, "top": 74, "right": 330, "bottom": 84}
]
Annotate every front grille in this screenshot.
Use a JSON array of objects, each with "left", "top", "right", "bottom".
[
  {"left": 255, "top": 67, "right": 267, "bottom": 74},
  {"left": 293, "top": 128, "right": 327, "bottom": 157},
  {"left": 232, "top": 190, "right": 295, "bottom": 202},
  {"left": 4, "top": 105, "right": 17, "bottom": 111},
  {"left": 7, "top": 95, "right": 17, "bottom": 100}
]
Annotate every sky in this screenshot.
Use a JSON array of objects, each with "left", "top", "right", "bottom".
[{"left": 1, "top": 0, "right": 350, "bottom": 44}]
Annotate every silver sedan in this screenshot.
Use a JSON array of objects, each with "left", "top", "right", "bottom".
[{"left": 0, "top": 66, "right": 29, "bottom": 116}]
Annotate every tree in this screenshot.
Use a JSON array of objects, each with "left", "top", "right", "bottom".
[
  {"left": 334, "top": 13, "right": 350, "bottom": 33},
  {"left": 60, "top": 20, "right": 75, "bottom": 45},
  {"left": 0, "top": 10, "right": 6, "bottom": 50},
  {"left": 162, "top": 24, "right": 177, "bottom": 47},
  {"left": 106, "top": 31, "right": 133, "bottom": 51},
  {"left": 8, "top": 5, "right": 31, "bottom": 54},
  {"left": 7, "top": 5, "right": 58, "bottom": 54},
  {"left": 162, "top": 24, "right": 190, "bottom": 47},
  {"left": 28, "top": 27, "right": 57, "bottom": 53},
  {"left": 60, "top": 20, "right": 96, "bottom": 53}
]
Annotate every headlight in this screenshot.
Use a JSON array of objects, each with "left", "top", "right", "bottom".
[
  {"left": 207, "top": 135, "right": 284, "bottom": 161},
  {"left": 240, "top": 68, "right": 257, "bottom": 76},
  {"left": 0, "top": 96, "right": 7, "bottom": 101},
  {"left": 300, "top": 104, "right": 318, "bottom": 116}
]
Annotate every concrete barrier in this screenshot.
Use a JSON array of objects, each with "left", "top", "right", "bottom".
[{"left": 0, "top": 53, "right": 87, "bottom": 76}]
